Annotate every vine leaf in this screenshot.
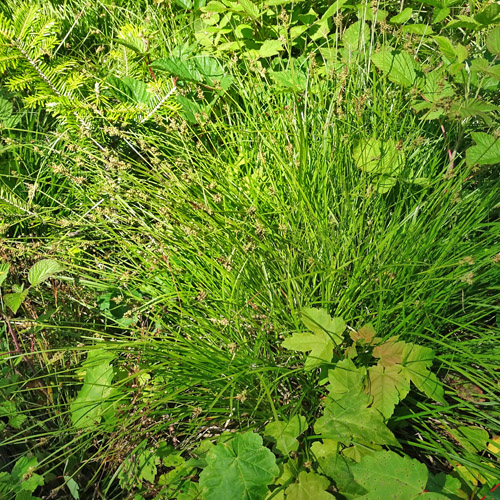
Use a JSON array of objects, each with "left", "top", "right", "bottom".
[
  {"left": 314, "top": 393, "right": 400, "bottom": 447},
  {"left": 372, "top": 337, "right": 405, "bottom": 367},
  {"left": 367, "top": 364, "right": 410, "bottom": 419},
  {"left": 352, "top": 450, "right": 448, "bottom": 499},
  {"left": 282, "top": 308, "right": 345, "bottom": 370},
  {"left": 199, "top": 432, "right": 279, "bottom": 500},
  {"left": 284, "top": 471, "right": 335, "bottom": 500},
  {"left": 71, "top": 349, "right": 117, "bottom": 429},
  {"left": 28, "top": 258, "right": 64, "bottom": 287},
  {"left": 264, "top": 415, "right": 308, "bottom": 455},
  {"left": 328, "top": 358, "right": 366, "bottom": 400},
  {"left": 402, "top": 343, "right": 445, "bottom": 403},
  {"left": 312, "top": 440, "right": 368, "bottom": 499}
]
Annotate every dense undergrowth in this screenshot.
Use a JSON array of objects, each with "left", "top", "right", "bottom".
[{"left": 0, "top": 0, "right": 499, "bottom": 498}]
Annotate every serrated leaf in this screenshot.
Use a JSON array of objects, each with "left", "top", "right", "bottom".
[
  {"left": 433, "top": 36, "right": 456, "bottom": 60},
  {"left": 350, "top": 323, "right": 376, "bottom": 344},
  {"left": 402, "top": 343, "right": 445, "bottom": 403},
  {"left": 342, "top": 21, "right": 370, "bottom": 53},
  {"left": 315, "top": 393, "right": 399, "bottom": 447},
  {"left": 466, "top": 132, "right": 500, "bottom": 167},
  {"left": 285, "top": 471, "right": 335, "bottom": 500},
  {"left": 11, "top": 456, "right": 44, "bottom": 493},
  {"left": 402, "top": 24, "right": 433, "bottom": 36},
  {"left": 70, "top": 349, "right": 117, "bottom": 429},
  {"left": 327, "top": 358, "right": 366, "bottom": 400},
  {"left": 282, "top": 331, "right": 334, "bottom": 370},
  {"left": 486, "top": 27, "right": 500, "bottom": 54},
  {"left": 474, "top": 4, "right": 500, "bottom": 26},
  {"left": 390, "top": 8, "right": 412, "bottom": 24},
  {"left": 433, "top": 7, "right": 450, "bottom": 24},
  {"left": 199, "top": 432, "right": 279, "bottom": 500},
  {"left": 28, "top": 259, "right": 64, "bottom": 287},
  {"left": 302, "top": 307, "right": 346, "bottom": 342},
  {"left": 426, "top": 472, "right": 462, "bottom": 499},
  {"left": 0, "top": 261, "right": 9, "bottom": 287},
  {"left": 4, "top": 290, "right": 29, "bottom": 314},
  {"left": 352, "top": 451, "right": 432, "bottom": 499},
  {"left": 269, "top": 70, "right": 307, "bottom": 92},
  {"left": 371, "top": 48, "right": 421, "bottom": 87},
  {"left": 0, "top": 98, "right": 13, "bottom": 122},
  {"left": 258, "top": 40, "right": 283, "bottom": 58},
  {"left": 367, "top": 364, "right": 410, "bottom": 419},
  {"left": 312, "top": 441, "right": 368, "bottom": 498},
  {"left": 0, "top": 400, "right": 27, "bottom": 429},
  {"left": 353, "top": 138, "right": 404, "bottom": 176},
  {"left": 264, "top": 415, "right": 308, "bottom": 455}
]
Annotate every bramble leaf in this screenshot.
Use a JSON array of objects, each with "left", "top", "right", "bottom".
[
  {"left": 466, "top": 132, "right": 500, "bottom": 167},
  {"left": 486, "top": 26, "right": 500, "bottom": 54},
  {"left": 264, "top": 415, "right": 308, "bottom": 455},
  {"left": 28, "top": 258, "right": 64, "bottom": 287},
  {"left": 199, "top": 432, "right": 279, "bottom": 500},
  {"left": 315, "top": 393, "right": 399, "bottom": 447},
  {"left": 285, "top": 471, "right": 335, "bottom": 500},
  {"left": 371, "top": 48, "right": 421, "bottom": 87},
  {"left": 366, "top": 364, "right": 410, "bottom": 419},
  {"left": 4, "top": 290, "right": 29, "bottom": 314}
]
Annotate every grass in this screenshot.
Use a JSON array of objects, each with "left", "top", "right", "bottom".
[{"left": 0, "top": 0, "right": 499, "bottom": 498}]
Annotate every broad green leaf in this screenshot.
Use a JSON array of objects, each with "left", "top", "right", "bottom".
[
  {"left": 320, "top": 0, "right": 348, "bottom": 21},
  {"left": 474, "top": 4, "right": 500, "bottom": 26},
  {"left": 28, "top": 259, "right": 64, "bottom": 287},
  {"left": 64, "top": 476, "right": 80, "bottom": 499},
  {"left": 269, "top": 70, "right": 307, "bottom": 92},
  {"left": 450, "top": 99, "right": 497, "bottom": 124},
  {"left": 342, "top": 442, "right": 380, "bottom": 462},
  {"left": 0, "top": 261, "right": 9, "bottom": 287},
  {"left": 419, "top": 68, "right": 454, "bottom": 103},
  {"left": 0, "top": 401, "right": 27, "bottom": 429},
  {"left": 366, "top": 364, "right": 410, "bottom": 419},
  {"left": 449, "top": 426, "right": 489, "bottom": 453},
  {"left": 71, "top": 349, "right": 117, "bottom": 429},
  {"left": 282, "top": 331, "right": 334, "bottom": 370},
  {"left": 371, "top": 48, "right": 421, "bottom": 87},
  {"left": 11, "top": 457, "right": 44, "bottom": 493},
  {"left": 342, "top": 21, "right": 370, "bottom": 53},
  {"left": 258, "top": 40, "right": 283, "bottom": 58},
  {"left": 107, "top": 76, "right": 150, "bottom": 104},
  {"left": 152, "top": 57, "right": 204, "bottom": 83},
  {"left": 0, "top": 98, "right": 13, "bottom": 123},
  {"left": 301, "top": 308, "right": 345, "bottom": 345},
  {"left": 389, "top": 8, "right": 412, "bottom": 24},
  {"left": 402, "top": 24, "right": 433, "bottom": 36},
  {"left": 432, "top": 7, "right": 450, "bottom": 24},
  {"left": 486, "top": 27, "right": 500, "bottom": 54},
  {"left": 264, "top": 415, "right": 308, "bottom": 455},
  {"left": 466, "top": 132, "right": 500, "bottom": 167},
  {"left": 4, "top": 290, "right": 29, "bottom": 314},
  {"left": 282, "top": 309, "right": 344, "bottom": 370},
  {"left": 315, "top": 393, "right": 399, "bottom": 447},
  {"left": 402, "top": 343, "right": 445, "bottom": 403},
  {"left": 352, "top": 451, "right": 436, "bottom": 499},
  {"left": 353, "top": 138, "right": 404, "bottom": 176},
  {"left": 426, "top": 472, "right": 462, "bottom": 498},
  {"left": 433, "top": 36, "right": 456, "bottom": 60},
  {"left": 312, "top": 441, "right": 368, "bottom": 498},
  {"left": 239, "top": 0, "right": 260, "bottom": 18},
  {"left": 199, "top": 432, "right": 279, "bottom": 500},
  {"left": 470, "top": 59, "right": 500, "bottom": 80},
  {"left": 327, "top": 358, "right": 366, "bottom": 400},
  {"left": 201, "top": 1, "right": 227, "bottom": 13},
  {"left": 285, "top": 471, "right": 335, "bottom": 500}
]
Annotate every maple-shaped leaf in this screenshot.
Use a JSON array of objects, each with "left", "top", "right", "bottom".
[
  {"left": 282, "top": 331, "right": 334, "bottom": 371},
  {"left": 327, "top": 358, "right": 366, "bottom": 400},
  {"left": 264, "top": 415, "right": 308, "bottom": 455},
  {"left": 366, "top": 364, "right": 410, "bottom": 419},
  {"left": 314, "top": 393, "right": 400, "bottom": 447},
  {"left": 199, "top": 432, "right": 279, "bottom": 500},
  {"left": 402, "top": 343, "right": 445, "bottom": 403},
  {"left": 351, "top": 451, "right": 449, "bottom": 500},
  {"left": 312, "top": 441, "right": 368, "bottom": 499},
  {"left": 301, "top": 307, "right": 345, "bottom": 344},
  {"left": 350, "top": 323, "right": 377, "bottom": 344},
  {"left": 372, "top": 336, "right": 405, "bottom": 366},
  {"left": 285, "top": 471, "right": 335, "bottom": 500}
]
